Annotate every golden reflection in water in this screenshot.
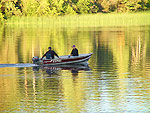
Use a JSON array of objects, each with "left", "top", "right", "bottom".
[
  {"left": 95, "top": 29, "right": 128, "bottom": 106},
  {"left": 32, "top": 73, "right": 37, "bottom": 109},
  {"left": 24, "top": 69, "right": 29, "bottom": 107},
  {"left": 0, "top": 68, "right": 18, "bottom": 112},
  {"left": 131, "top": 36, "right": 147, "bottom": 76},
  {"left": 61, "top": 71, "right": 86, "bottom": 113},
  {"left": 0, "top": 25, "right": 150, "bottom": 112},
  {"left": 95, "top": 27, "right": 150, "bottom": 109}
]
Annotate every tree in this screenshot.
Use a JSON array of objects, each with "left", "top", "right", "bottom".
[
  {"left": 0, "top": 4, "right": 4, "bottom": 23},
  {"left": 117, "top": 0, "right": 148, "bottom": 12},
  {"left": 1, "top": 0, "right": 22, "bottom": 19},
  {"left": 138, "top": 0, "right": 150, "bottom": 10},
  {"left": 77, "top": 0, "right": 98, "bottom": 14},
  {"left": 0, "top": 0, "right": 150, "bottom": 22}
]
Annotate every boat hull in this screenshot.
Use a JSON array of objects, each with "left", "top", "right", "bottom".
[{"left": 32, "top": 53, "right": 92, "bottom": 66}]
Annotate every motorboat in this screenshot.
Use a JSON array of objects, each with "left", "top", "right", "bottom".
[{"left": 32, "top": 53, "right": 93, "bottom": 65}]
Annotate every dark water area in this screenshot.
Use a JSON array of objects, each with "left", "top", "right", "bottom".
[{"left": 0, "top": 25, "right": 150, "bottom": 112}]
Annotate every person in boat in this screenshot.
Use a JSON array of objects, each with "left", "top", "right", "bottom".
[
  {"left": 41, "top": 47, "right": 59, "bottom": 59},
  {"left": 71, "top": 45, "right": 79, "bottom": 56}
]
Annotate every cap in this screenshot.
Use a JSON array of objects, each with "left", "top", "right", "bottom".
[
  {"left": 72, "top": 45, "right": 76, "bottom": 47},
  {"left": 48, "top": 47, "right": 51, "bottom": 49}
]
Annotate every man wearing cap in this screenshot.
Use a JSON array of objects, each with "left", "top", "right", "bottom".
[
  {"left": 41, "top": 47, "right": 59, "bottom": 59},
  {"left": 71, "top": 45, "right": 79, "bottom": 56}
]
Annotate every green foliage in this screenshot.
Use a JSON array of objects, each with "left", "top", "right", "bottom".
[
  {"left": 76, "top": 0, "right": 90, "bottom": 14},
  {"left": 140, "top": 0, "right": 150, "bottom": 10},
  {"left": 0, "top": 4, "right": 4, "bottom": 23},
  {"left": 121, "top": 0, "right": 141, "bottom": 12},
  {"left": 146, "top": 0, "right": 150, "bottom": 8},
  {"left": 64, "top": 4, "right": 77, "bottom": 14},
  {"left": 0, "top": 0, "right": 150, "bottom": 21},
  {"left": 117, "top": 0, "right": 150, "bottom": 12},
  {"left": 48, "top": 0, "right": 65, "bottom": 15},
  {"left": 21, "top": 0, "right": 39, "bottom": 16},
  {"left": 77, "top": 0, "right": 98, "bottom": 14},
  {"left": 37, "top": 1, "right": 51, "bottom": 16},
  {"left": 1, "top": 0, "right": 22, "bottom": 19}
]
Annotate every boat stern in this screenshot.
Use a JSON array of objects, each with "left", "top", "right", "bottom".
[{"left": 32, "top": 56, "right": 40, "bottom": 64}]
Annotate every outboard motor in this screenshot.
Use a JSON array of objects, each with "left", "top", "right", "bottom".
[{"left": 32, "top": 56, "right": 39, "bottom": 64}]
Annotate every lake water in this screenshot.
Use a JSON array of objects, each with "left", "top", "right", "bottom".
[{"left": 0, "top": 25, "right": 150, "bottom": 112}]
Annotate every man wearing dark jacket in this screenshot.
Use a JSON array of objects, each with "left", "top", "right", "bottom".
[
  {"left": 71, "top": 45, "right": 79, "bottom": 56},
  {"left": 41, "top": 47, "right": 59, "bottom": 59}
]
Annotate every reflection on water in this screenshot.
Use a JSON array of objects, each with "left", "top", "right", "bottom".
[
  {"left": 0, "top": 25, "right": 150, "bottom": 112},
  {"left": 33, "top": 64, "right": 91, "bottom": 76}
]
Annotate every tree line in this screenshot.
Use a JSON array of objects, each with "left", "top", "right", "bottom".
[{"left": 0, "top": 0, "right": 150, "bottom": 22}]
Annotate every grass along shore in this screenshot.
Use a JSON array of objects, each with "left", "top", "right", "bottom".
[{"left": 5, "top": 12, "right": 150, "bottom": 28}]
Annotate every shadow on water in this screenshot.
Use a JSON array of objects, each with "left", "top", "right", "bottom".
[{"left": 32, "top": 64, "right": 91, "bottom": 76}]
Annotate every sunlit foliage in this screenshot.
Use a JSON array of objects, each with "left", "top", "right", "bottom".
[
  {"left": 0, "top": 4, "right": 4, "bottom": 23},
  {"left": 0, "top": 0, "right": 150, "bottom": 23}
]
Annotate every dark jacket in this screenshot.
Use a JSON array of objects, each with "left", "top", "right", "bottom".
[
  {"left": 42, "top": 50, "right": 59, "bottom": 59},
  {"left": 71, "top": 48, "right": 79, "bottom": 56}
]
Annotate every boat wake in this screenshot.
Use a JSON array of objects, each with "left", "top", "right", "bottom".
[{"left": 0, "top": 63, "right": 38, "bottom": 68}]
